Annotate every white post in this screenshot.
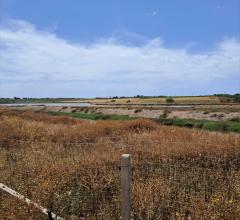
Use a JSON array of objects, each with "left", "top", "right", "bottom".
[{"left": 121, "top": 154, "right": 131, "bottom": 220}]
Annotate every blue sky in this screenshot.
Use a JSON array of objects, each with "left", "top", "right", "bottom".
[{"left": 0, "top": 0, "right": 239, "bottom": 97}]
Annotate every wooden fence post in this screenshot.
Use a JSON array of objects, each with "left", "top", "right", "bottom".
[{"left": 121, "top": 154, "right": 131, "bottom": 220}]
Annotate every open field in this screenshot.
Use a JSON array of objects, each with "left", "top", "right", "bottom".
[
  {"left": 1, "top": 94, "right": 240, "bottom": 105},
  {"left": 0, "top": 109, "right": 240, "bottom": 219},
  {"left": 58, "top": 94, "right": 240, "bottom": 105},
  {"left": 61, "top": 96, "right": 221, "bottom": 105}
]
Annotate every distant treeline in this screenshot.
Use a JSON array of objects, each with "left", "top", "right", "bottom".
[
  {"left": 0, "top": 97, "right": 78, "bottom": 104},
  {"left": 105, "top": 94, "right": 240, "bottom": 102},
  {"left": 1, "top": 94, "right": 240, "bottom": 103}
]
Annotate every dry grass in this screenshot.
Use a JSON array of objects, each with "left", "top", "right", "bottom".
[
  {"left": 0, "top": 108, "right": 240, "bottom": 219},
  {"left": 68, "top": 96, "right": 220, "bottom": 105}
]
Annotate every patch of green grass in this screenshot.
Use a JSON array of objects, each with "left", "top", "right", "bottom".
[
  {"left": 48, "top": 111, "right": 131, "bottom": 120},
  {"left": 47, "top": 111, "right": 240, "bottom": 133},
  {"left": 157, "top": 118, "right": 240, "bottom": 133},
  {"left": 228, "top": 122, "right": 240, "bottom": 132}
]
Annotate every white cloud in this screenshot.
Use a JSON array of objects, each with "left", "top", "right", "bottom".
[
  {"left": 217, "top": 5, "right": 225, "bottom": 9},
  {"left": 151, "top": 11, "right": 157, "bottom": 16},
  {"left": 0, "top": 19, "right": 239, "bottom": 97}
]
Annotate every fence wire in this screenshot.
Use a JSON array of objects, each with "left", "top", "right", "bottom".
[
  {"left": 0, "top": 137, "right": 237, "bottom": 148},
  {"left": 0, "top": 137, "right": 240, "bottom": 219}
]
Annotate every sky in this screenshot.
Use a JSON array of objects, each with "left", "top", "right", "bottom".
[{"left": 0, "top": 0, "right": 240, "bottom": 98}]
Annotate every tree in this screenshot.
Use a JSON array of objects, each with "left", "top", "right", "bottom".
[{"left": 166, "top": 97, "right": 174, "bottom": 103}]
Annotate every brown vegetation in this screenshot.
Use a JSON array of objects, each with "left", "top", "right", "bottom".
[{"left": 0, "top": 108, "right": 240, "bottom": 219}]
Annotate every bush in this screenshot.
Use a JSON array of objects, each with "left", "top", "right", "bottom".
[
  {"left": 160, "top": 109, "right": 171, "bottom": 119},
  {"left": 233, "top": 93, "right": 240, "bottom": 102},
  {"left": 158, "top": 118, "right": 174, "bottom": 125},
  {"left": 230, "top": 117, "right": 240, "bottom": 122},
  {"left": 166, "top": 97, "right": 174, "bottom": 103},
  {"left": 134, "top": 109, "right": 142, "bottom": 113},
  {"left": 193, "top": 123, "right": 204, "bottom": 129}
]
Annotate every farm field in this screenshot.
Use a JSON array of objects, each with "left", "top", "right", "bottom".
[
  {"left": 56, "top": 94, "right": 238, "bottom": 105},
  {"left": 61, "top": 96, "right": 221, "bottom": 105},
  {"left": 0, "top": 108, "right": 240, "bottom": 219}
]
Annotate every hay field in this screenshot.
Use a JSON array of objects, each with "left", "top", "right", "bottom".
[
  {"left": 68, "top": 96, "right": 220, "bottom": 105},
  {"left": 0, "top": 108, "right": 240, "bottom": 219}
]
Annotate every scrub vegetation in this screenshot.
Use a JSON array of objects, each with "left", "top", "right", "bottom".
[
  {"left": 157, "top": 118, "right": 240, "bottom": 133},
  {"left": 48, "top": 111, "right": 132, "bottom": 120},
  {"left": 0, "top": 109, "right": 240, "bottom": 219},
  {"left": 48, "top": 111, "right": 240, "bottom": 133}
]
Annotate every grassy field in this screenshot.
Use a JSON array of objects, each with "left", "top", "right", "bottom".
[
  {"left": 0, "top": 95, "right": 234, "bottom": 105},
  {"left": 0, "top": 109, "right": 240, "bottom": 219},
  {"left": 61, "top": 94, "right": 240, "bottom": 105},
  {"left": 63, "top": 96, "right": 222, "bottom": 105},
  {"left": 48, "top": 111, "right": 132, "bottom": 120}
]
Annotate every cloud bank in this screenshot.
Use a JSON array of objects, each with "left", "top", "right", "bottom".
[{"left": 0, "top": 20, "right": 239, "bottom": 97}]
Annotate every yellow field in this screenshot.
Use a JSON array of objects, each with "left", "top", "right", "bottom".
[{"left": 64, "top": 96, "right": 221, "bottom": 105}]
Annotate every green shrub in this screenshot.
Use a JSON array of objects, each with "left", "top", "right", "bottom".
[
  {"left": 158, "top": 118, "right": 174, "bottom": 125},
  {"left": 166, "top": 97, "right": 174, "bottom": 103},
  {"left": 134, "top": 109, "right": 142, "bottom": 113},
  {"left": 159, "top": 110, "right": 169, "bottom": 119},
  {"left": 233, "top": 93, "right": 240, "bottom": 102},
  {"left": 157, "top": 118, "right": 240, "bottom": 133},
  {"left": 230, "top": 117, "right": 240, "bottom": 122},
  {"left": 193, "top": 123, "right": 204, "bottom": 129}
]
